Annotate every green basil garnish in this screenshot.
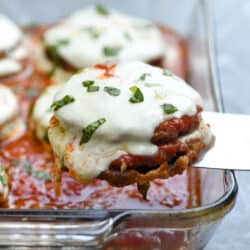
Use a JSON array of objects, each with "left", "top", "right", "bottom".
[
  {"left": 47, "top": 39, "right": 70, "bottom": 76},
  {"left": 0, "top": 175, "right": 7, "bottom": 185},
  {"left": 80, "top": 118, "right": 106, "bottom": 144},
  {"left": 76, "top": 68, "right": 84, "bottom": 74},
  {"left": 87, "top": 85, "right": 100, "bottom": 92},
  {"left": 103, "top": 46, "right": 122, "bottom": 57},
  {"left": 162, "top": 69, "right": 173, "bottom": 77},
  {"left": 22, "top": 160, "right": 51, "bottom": 181},
  {"left": 161, "top": 103, "right": 178, "bottom": 114},
  {"left": 51, "top": 95, "right": 75, "bottom": 111},
  {"left": 23, "top": 160, "right": 33, "bottom": 174},
  {"left": 96, "top": 4, "right": 109, "bottom": 16},
  {"left": 32, "top": 170, "right": 51, "bottom": 181},
  {"left": 143, "top": 83, "right": 160, "bottom": 87},
  {"left": 82, "top": 80, "right": 95, "bottom": 87},
  {"left": 0, "top": 165, "right": 7, "bottom": 185},
  {"left": 139, "top": 73, "right": 151, "bottom": 81},
  {"left": 82, "top": 80, "right": 99, "bottom": 92},
  {"left": 104, "top": 86, "right": 121, "bottom": 96},
  {"left": 82, "top": 27, "right": 100, "bottom": 39},
  {"left": 137, "top": 73, "right": 160, "bottom": 88},
  {"left": 129, "top": 86, "right": 144, "bottom": 103},
  {"left": 26, "top": 87, "right": 38, "bottom": 98}
]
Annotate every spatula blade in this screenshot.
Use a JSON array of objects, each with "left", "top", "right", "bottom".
[{"left": 193, "top": 111, "right": 250, "bottom": 170}]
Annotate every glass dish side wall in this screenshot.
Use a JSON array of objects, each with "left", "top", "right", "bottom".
[{"left": 0, "top": 0, "right": 237, "bottom": 249}]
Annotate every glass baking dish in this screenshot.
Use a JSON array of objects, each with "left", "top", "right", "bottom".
[{"left": 0, "top": 0, "right": 238, "bottom": 249}]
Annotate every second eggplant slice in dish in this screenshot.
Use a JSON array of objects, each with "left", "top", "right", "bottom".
[
  {"left": 32, "top": 5, "right": 187, "bottom": 142},
  {"left": 32, "top": 5, "right": 187, "bottom": 84},
  {"left": 48, "top": 61, "right": 214, "bottom": 197}
]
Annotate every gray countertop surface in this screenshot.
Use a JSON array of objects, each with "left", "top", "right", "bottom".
[{"left": 207, "top": 1, "right": 250, "bottom": 249}]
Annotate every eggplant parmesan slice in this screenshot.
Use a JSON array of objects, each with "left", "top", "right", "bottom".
[
  {"left": 32, "top": 84, "right": 61, "bottom": 141},
  {"left": 0, "top": 15, "right": 30, "bottom": 82},
  {"left": 31, "top": 5, "right": 187, "bottom": 82},
  {"left": 0, "top": 84, "right": 25, "bottom": 142},
  {"left": 48, "top": 61, "right": 213, "bottom": 197}
]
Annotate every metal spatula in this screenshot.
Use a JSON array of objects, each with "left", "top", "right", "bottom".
[{"left": 193, "top": 111, "right": 250, "bottom": 170}]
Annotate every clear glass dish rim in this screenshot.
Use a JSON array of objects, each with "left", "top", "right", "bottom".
[{"left": 0, "top": 0, "right": 238, "bottom": 222}]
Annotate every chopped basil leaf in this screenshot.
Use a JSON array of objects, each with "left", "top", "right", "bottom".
[
  {"left": 0, "top": 165, "right": 7, "bottom": 185},
  {"left": 54, "top": 39, "right": 69, "bottom": 46},
  {"left": 26, "top": 87, "right": 38, "bottom": 98},
  {"left": 129, "top": 86, "right": 144, "bottom": 103},
  {"left": 161, "top": 103, "right": 178, "bottom": 114},
  {"left": 137, "top": 73, "right": 159, "bottom": 87},
  {"left": 103, "top": 46, "right": 122, "bottom": 57},
  {"left": 139, "top": 73, "right": 151, "bottom": 81},
  {"left": 22, "top": 160, "right": 51, "bottom": 181},
  {"left": 0, "top": 176, "right": 7, "bottom": 185},
  {"left": 104, "top": 86, "right": 121, "bottom": 96},
  {"left": 47, "top": 39, "right": 70, "bottom": 76},
  {"left": 143, "top": 83, "right": 160, "bottom": 87},
  {"left": 76, "top": 68, "right": 84, "bottom": 74},
  {"left": 82, "top": 80, "right": 95, "bottom": 87},
  {"left": 23, "top": 160, "right": 33, "bottom": 174},
  {"left": 96, "top": 4, "right": 109, "bottom": 16},
  {"left": 82, "top": 27, "right": 100, "bottom": 39},
  {"left": 80, "top": 118, "right": 106, "bottom": 144},
  {"left": 87, "top": 85, "right": 100, "bottom": 92},
  {"left": 162, "top": 69, "right": 173, "bottom": 77},
  {"left": 51, "top": 95, "right": 75, "bottom": 111},
  {"left": 82, "top": 80, "right": 99, "bottom": 92},
  {"left": 32, "top": 170, "right": 51, "bottom": 181},
  {"left": 124, "top": 32, "right": 132, "bottom": 41}
]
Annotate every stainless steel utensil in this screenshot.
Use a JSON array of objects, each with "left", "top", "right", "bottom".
[{"left": 194, "top": 111, "right": 250, "bottom": 170}]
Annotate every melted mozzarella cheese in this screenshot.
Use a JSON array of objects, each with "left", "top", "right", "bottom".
[
  {"left": 9, "top": 44, "right": 28, "bottom": 60},
  {"left": 44, "top": 6, "right": 165, "bottom": 68},
  {"left": 0, "top": 15, "right": 22, "bottom": 52},
  {"left": 0, "top": 15, "right": 28, "bottom": 77},
  {"left": 0, "top": 84, "right": 18, "bottom": 125},
  {"left": 49, "top": 61, "right": 204, "bottom": 181},
  {"left": 33, "top": 84, "right": 61, "bottom": 140},
  {"left": 0, "top": 84, "right": 24, "bottom": 141},
  {"left": 0, "top": 58, "right": 22, "bottom": 77},
  {"left": 180, "top": 119, "right": 213, "bottom": 146}
]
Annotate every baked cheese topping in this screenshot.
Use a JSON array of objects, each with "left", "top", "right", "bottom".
[
  {"left": 0, "top": 84, "right": 18, "bottom": 125},
  {"left": 48, "top": 61, "right": 207, "bottom": 181},
  {"left": 0, "top": 15, "right": 21, "bottom": 52},
  {"left": 0, "top": 15, "right": 28, "bottom": 77},
  {"left": 44, "top": 6, "right": 165, "bottom": 68},
  {"left": 33, "top": 84, "right": 61, "bottom": 140}
]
